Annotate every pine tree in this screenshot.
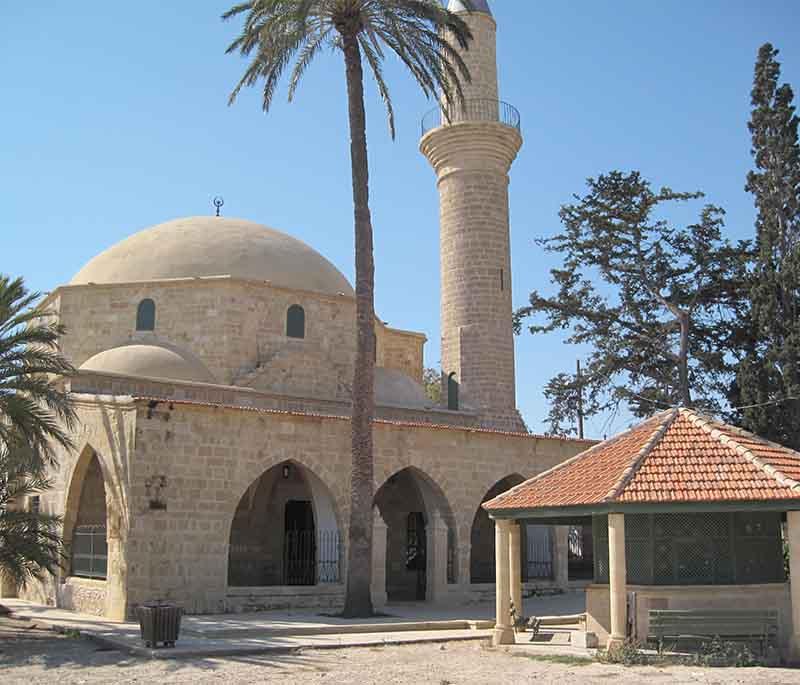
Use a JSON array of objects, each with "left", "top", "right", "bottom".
[
  {"left": 516, "top": 171, "right": 747, "bottom": 436},
  {"left": 736, "top": 44, "right": 800, "bottom": 448}
]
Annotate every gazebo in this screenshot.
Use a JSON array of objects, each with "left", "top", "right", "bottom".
[{"left": 484, "top": 407, "right": 800, "bottom": 655}]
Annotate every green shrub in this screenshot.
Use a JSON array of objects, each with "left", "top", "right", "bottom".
[{"left": 596, "top": 638, "right": 651, "bottom": 666}]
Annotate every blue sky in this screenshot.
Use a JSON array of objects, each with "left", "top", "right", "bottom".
[{"left": 2, "top": 1, "right": 798, "bottom": 438}]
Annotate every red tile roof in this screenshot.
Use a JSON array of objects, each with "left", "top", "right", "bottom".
[{"left": 484, "top": 408, "right": 800, "bottom": 511}]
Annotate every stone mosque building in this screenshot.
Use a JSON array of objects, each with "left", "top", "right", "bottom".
[{"left": 10, "top": 1, "right": 593, "bottom": 619}]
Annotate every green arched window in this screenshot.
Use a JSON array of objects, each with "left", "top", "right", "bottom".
[
  {"left": 447, "top": 373, "right": 459, "bottom": 411},
  {"left": 136, "top": 299, "right": 156, "bottom": 331},
  {"left": 286, "top": 305, "right": 305, "bottom": 339}
]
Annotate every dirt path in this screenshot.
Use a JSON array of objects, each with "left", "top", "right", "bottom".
[{"left": 1, "top": 619, "right": 799, "bottom": 684}]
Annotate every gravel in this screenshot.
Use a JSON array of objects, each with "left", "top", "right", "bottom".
[{"left": 2, "top": 620, "right": 800, "bottom": 684}]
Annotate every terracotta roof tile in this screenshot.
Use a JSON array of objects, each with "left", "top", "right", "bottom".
[{"left": 485, "top": 408, "right": 800, "bottom": 512}]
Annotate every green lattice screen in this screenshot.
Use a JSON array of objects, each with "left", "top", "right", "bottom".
[{"left": 593, "top": 512, "right": 784, "bottom": 586}]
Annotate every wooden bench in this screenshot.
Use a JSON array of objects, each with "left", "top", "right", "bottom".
[{"left": 647, "top": 609, "right": 779, "bottom": 654}]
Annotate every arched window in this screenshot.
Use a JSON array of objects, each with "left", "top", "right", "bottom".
[
  {"left": 136, "top": 299, "right": 156, "bottom": 331},
  {"left": 286, "top": 305, "right": 305, "bottom": 339},
  {"left": 447, "top": 372, "right": 459, "bottom": 411}
]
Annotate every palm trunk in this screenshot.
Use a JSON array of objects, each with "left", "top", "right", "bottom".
[{"left": 341, "top": 31, "right": 376, "bottom": 618}]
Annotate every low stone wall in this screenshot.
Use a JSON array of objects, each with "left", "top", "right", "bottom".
[
  {"left": 58, "top": 577, "right": 108, "bottom": 616},
  {"left": 225, "top": 584, "right": 345, "bottom": 613},
  {"left": 586, "top": 582, "right": 793, "bottom": 647}
]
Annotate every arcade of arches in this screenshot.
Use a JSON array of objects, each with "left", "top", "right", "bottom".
[{"left": 225, "top": 464, "right": 585, "bottom": 606}]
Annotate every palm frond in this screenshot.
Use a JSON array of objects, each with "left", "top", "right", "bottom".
[{"left": 223, "top": 0, "right": 474, "bottom": 133}]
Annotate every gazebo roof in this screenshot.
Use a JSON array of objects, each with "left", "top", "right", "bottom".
[{"left": 485, "top": 408, "right": 800, "bottom": 516}]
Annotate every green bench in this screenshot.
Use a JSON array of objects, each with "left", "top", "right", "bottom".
[{"left": 647, "top": 609, "right": 779, "bottom": 654}]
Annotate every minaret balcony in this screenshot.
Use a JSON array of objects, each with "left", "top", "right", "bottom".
[{"left": 420, "top": 98, "right": 521, "bottom": 137}]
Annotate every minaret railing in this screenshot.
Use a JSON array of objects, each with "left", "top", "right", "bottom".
[{"left": 421, "top": 98, "right": 521, "bottom": 136}]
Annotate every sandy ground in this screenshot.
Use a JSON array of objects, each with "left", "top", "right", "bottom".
[{"left": 2, "top": 618, "right": 800, "bottom": 684}]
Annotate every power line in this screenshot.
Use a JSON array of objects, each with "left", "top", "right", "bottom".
[
  {"left": 731, "top": 396, "right": 800, "bottom": 411},
  {"left": 629, "top": 391, "right": 800, "bottom": 413}
]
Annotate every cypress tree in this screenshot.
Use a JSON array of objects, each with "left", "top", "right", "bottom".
[{"left": 737, "top": 44, "right": 800, "bottom": 448}]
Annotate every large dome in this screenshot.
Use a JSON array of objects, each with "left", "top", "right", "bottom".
[{"left": 70, "top": 217, "right": 355, "bottom": 297}]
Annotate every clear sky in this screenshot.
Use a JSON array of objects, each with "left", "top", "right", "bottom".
[{"left": 2, "top": 1, "right": 799, "bottom": 438}]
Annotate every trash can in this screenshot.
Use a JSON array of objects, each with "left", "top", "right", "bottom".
[{"left": 136, "top": 602, "right": 183, "bottom": 648}]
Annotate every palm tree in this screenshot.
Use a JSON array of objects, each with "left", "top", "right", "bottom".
[
  {"left": 0, "top": 275, "right": 76, "bottom": 592},
  {"left": 0, "top": 444, "right": 64, "bottom": 589},
  {"left": 0, "top": 276, "right": 75, "bottom": 470},
  {"left": 223, "top": 0, "right": 474, "bottom": 616}
]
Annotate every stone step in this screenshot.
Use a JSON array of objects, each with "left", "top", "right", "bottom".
[
  {"left": 184, "top": 618, "right": 495, "bottom": 639},
  {"left": 524, "top": 629, "right": 574, "bottom": 646}
]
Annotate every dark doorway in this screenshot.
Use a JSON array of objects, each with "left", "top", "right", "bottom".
[
  {"left": 284, "top": 500, "right": 316, "bottom": 585},
  {"left": 568, "top": 524, "right": 594, "bottom": 581},
  {"left": 406, "top": 512, "right": 427, "bottom": 600}
]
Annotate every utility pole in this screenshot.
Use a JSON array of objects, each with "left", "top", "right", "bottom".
[{"left": 576, "top": 359, "right": 585, "bottom": 440}]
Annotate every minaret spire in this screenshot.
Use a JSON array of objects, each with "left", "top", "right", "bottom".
[{"left": 421, "top": 2, "right": 525, "bottom": 432}]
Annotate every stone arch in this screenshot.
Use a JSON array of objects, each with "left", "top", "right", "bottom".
[
  {"left": 60, "top": 442, "right": 127, "bottom": 620},
  {"left": 470, "top": 474, "right": 525, "bottom": 584},
  {"left": 373, "top": 466, "right": 457, "bottom": 602},
  {"left": 227, "top": 459, "right": 342, "bottom": 587},
  {"left": 63, "top": 444, "right": 110, "bottom": 579}
]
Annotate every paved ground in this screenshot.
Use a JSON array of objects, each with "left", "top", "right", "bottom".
[
  {"left": 2, "top": 600, "right": 497, "bottom": 657},
  {"left": 2, "top": 620, "right": 800, "bottom": 685},
  {"left": 0, "top": 594, "right": 584, "bottom": 659}
]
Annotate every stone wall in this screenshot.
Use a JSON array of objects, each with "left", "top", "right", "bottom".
[
  {"left": 586, "top": 582, "right": 794, "bottom": 647},
  {"left": 19, "top": 395, "right": 588, "bottom": 619},
  {"left": 69, "top": 370, "right": 482, "bottom": 428},
  {"left": 51, "top": 278, "right": 425, "bottom": 400},
  {"left": 121, "top": 398, "right": 585, "bottom": 615},
  {"left": 17, "top": 397, "right": 138, "bottom": 620},
  {"left": 376, "top": 323, "right": 425, "bottom": 384}
]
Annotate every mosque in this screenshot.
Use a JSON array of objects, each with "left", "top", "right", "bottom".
[{"left": 11, "top": 0, "right": 593, "bottom": 619}]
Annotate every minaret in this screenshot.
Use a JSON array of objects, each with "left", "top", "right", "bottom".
[{"left": 420, "top": 0, "right": 525, "bottom": 432}]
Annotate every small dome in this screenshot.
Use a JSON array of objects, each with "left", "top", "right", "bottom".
[
  {"left": 448, "top": 0, "right": 492, "bottom": 15},
  {"left": 375, "top": 368, "right": 431, "bottom": 409},
  {"left": 70, "top": 217, "right": 354, "bottom": 297},
  {"left": 80, "top": 344, "right": 216, "bottom": 384}
]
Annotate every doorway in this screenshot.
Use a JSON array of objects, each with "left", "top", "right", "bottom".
[
  {"left": 284, "top": 500, "right": 316, "bottom": 585},
  {"left": 406, "top": 512, "right": 427, "bottom": 600}
]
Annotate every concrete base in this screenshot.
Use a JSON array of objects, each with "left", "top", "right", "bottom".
[
  {"left": 571, "top": 631, "right": 598, "bottom": 649},
  {"left": 492, "top": 626, "right": 515, "bottom": 646}
]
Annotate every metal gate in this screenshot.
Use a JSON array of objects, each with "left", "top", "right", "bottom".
[{"left": 284, "top": 530, "right": 316, "bottom": 585}]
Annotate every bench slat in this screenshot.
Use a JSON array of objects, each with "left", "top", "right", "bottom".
[{"left": 647, "top": 608, "right": 778, "bottom": 650}]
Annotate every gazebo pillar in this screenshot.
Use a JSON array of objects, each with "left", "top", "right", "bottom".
[
  {"left": 509, "top": 522, "right": 522, "bottom": 618},
  {"left": 607, "top": 512, "right": 627, "bottom": 648},
  {"left": 787, "top": 510, "right": 800, "bottom": 658},
  {"left": 493, "top": 519, "right": 514, "bottom": 645}
]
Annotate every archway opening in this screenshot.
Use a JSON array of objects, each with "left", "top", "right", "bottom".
[
  {"left": 69, "top": 452, "right": 108, "bottom": 580},
  {"left": 470, "top": 475, "right": 554, "bottom": 585},
  {"left": 567, "top": 522, "right": 594, "bottom": 581},
  {"left": 227, "top": 461, "right": 340, "bottom": 587},
  {"left": 374, "top": 467, "right": 456, "bottom": 602}
]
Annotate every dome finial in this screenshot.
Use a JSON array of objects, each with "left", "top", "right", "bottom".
[
  {"left": 213, "top": 196, "right": 225, "bottom": 217},
  {"left": 447, "top": 0, "right": 492, "bottom": 15}
]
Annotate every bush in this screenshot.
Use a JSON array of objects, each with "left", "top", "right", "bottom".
[
  {"left": 690, "top": 636, "right": 763, "bottom": 668},
  {"left": 596, "top": 635, "right": 765, "bottom": 668},
  {"left": 596, "top": 638, "right": 651, "bottom": 666}
]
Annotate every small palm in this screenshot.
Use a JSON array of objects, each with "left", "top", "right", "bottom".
[
  {"left": 0, "top": 275, "right": 76, "bottom": 470},
  {"left": 0, "top": 275, "right": 76, "bottom": 589}
]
